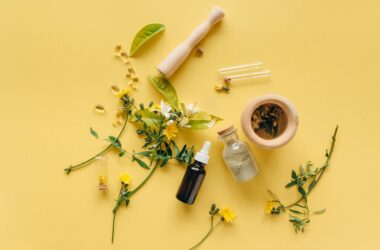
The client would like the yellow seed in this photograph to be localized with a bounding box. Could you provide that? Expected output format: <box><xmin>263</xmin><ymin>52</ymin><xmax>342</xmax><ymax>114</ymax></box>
<box><xmin>127</xmin><ymin>67</ymin><xmax>134</xmax><ymax>73</ymax></box>
<box><xmin>94</xmin><ymin>104</ymin><xmax>105</xmax><ymax>114</ymax></box>
<box><xmin>110</xmin><ymin>85</ymin><xmax>120</xmax><ymax>95</ymax></box>
<box><xmin>115</xmin><ymin>45</ymin><xmax>122</xmax><ymax>53</ymax></box>
<box><xmin>112</xmin><ymin>120</ymin><xmax>122</xmax><ymax>127</ymax></box>
<box><xmin>132</xmin><ymin>76</ymin><xmax>139</xmax><ymax>82</ymax></box>
<box><xmin>126</xmin><ymin>73</ymin><xmax>132</xmax><ymax>78</ymax></box>
<box><xmin>195</xmin><ymin>47</ymin><xmax>204</xmax><ymax>57</ymax></box>
<box><xmin>120</xmin><ymin>51</ymin><xmax>128</xmax><ymax>58</ymax></box>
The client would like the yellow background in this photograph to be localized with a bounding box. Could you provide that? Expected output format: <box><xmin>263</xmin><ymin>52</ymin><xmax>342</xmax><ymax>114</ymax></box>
<box><xmin>1</xmin><ymin>0</ymin><xmax>379</xmax><ymax>249</ymax></box>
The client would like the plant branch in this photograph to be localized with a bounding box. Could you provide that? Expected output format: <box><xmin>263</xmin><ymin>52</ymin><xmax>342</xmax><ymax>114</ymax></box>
<box><xmin>64</xmin><ymin>114</ymin><xmax>129</xmax><ymax>174</ymax></box>
<box><xmin>189</xmin><ymin>218</ymin><xmax>222</xmax><ymax>250</ymax></box>
<box><xmin>285</xmin><ymin>125</ymin><xmax>338</xmax><ymax>209</ymax></box>
<box><xmin>128</xmin><ymin>160</ymin><xmax>160</xmax><ymax>197</ymax></box>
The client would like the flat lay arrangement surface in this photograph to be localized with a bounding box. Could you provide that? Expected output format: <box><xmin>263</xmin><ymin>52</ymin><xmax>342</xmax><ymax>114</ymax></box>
<box><xmin>0</xmin><ymin>0</ymin><xmax>380</xmax><ymax>250</ymax></box>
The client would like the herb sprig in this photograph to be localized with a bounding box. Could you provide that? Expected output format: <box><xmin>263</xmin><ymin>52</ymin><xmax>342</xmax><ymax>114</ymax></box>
<box><xmin>189</xmin><ymin>203</ymin><xmax>236</xmax><ymax>250</ymax></box>
<box><xmin>64</xmin><ymin>95</ymin><xmax>135</xmax><ymax>174</ymax></box>
<box><xmin>266</xmin><ymin>126</ymin><xmax>338</xmax><ymax>232</ymax></box>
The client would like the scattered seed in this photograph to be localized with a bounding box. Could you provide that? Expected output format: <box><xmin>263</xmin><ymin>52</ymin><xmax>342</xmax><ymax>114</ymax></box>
<box><xmin>112</xmin><ymin>120</ymin><xmax>122</xmax><ymax>127</ymax></box>
<box><xmin>120</xmin><ymin>52</ymin><xmax>128</xmax><ymax>58</ymax></box>
<box><xmin>115</xmin><ymin>45</ymin><xmax>122</xmax><ymax>53</ymax></box>
<box><xmin>94</xmin><ymin>104</ymin><xmax>106</xmax><ymax>114</ymax></box>
<box><xmin>110</xmin><ymin>85</ymin><xmax>120</xmax><ymax>95</ymax></box>
<box><xmin>127</xmin><ymin>67</ymin><xmax>134</xmax><ymax>73</ymax></box>
<box><xmin>132</xmin><ymin>76</ymin><xmax>139</xmax><ymax>82</ymax></box>
<box><xmin>195</xmin><ymin>47</ymin><xmax>204</xmax><ymax>57</ymax></box>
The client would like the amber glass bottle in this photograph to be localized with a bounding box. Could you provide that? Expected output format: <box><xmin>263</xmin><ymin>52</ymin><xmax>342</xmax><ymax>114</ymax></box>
<box><xmin>176</xmin><ymin>141</ymin><xmax>211</xmax><ymax>205</ymax></box>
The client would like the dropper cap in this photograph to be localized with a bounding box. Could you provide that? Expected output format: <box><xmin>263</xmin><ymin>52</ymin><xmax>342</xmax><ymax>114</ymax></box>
<box><xmin>194</xmin><ymin>141</ymin><xmax>211</xmax><ymax>164</ymax></box>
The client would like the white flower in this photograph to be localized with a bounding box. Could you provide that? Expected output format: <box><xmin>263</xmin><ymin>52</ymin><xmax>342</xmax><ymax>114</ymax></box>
<box><xmin>178</xmin><ymin>117</ymin><xmax>191</xmax><ymax>128</ymax></box>
<box><xmin>166</xmin><ymin>119</ymin><xmax>175</xmax><ymax>126</ymax></box>
<box><xmin>186</xmin><ymin>103</ymin><xmax>199</xmax><ymax>117</ymax></box>
<box><xmin>160</xmin><ymin>100</ymin><xmax>172</xmax><ymax>120</ymax></box>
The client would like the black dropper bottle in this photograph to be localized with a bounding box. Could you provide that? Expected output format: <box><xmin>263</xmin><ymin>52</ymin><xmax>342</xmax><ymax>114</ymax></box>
<box><xmin>176</xmin><ymin>141</ymin><xmax>211</xmax><ymax>205</ymax></box>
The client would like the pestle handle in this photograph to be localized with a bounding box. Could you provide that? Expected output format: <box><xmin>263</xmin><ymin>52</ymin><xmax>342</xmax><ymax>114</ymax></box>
<box><xmin>157</xmin><ymin>6</ymin><xmax>225</xmax><ymax>78</ymax></box>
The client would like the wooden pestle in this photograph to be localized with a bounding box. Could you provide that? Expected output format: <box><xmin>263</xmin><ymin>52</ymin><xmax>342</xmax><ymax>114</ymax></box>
<box><xmin>157</xmin><ymin>6</ymin><xmax>225</xmax><ymax>78</ymax></box>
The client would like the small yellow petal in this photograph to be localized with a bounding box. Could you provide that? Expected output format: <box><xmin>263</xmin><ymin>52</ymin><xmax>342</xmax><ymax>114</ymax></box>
<box><xmin>218</xmin><ymin>206</ymin><xmax>236</xmax><ymax>223</ymax></box>
<box><xmin>264</xmin><ymin>201</ymin><xmax>279</xmax><ymax>215</ymax></box>
<box><xmin>116</xmin><ymin>89</ymin><xmax>130</xmax><ymax>99</ymax></box>
<box><xmin>120</xmin><ymin>173</ymin><xmax>132</xmax><ymax>185</ymax></box>
<box><xmin>163</xmin><ymin>123</ymin><xmax>178</xmax><ymax>141</ymax></box>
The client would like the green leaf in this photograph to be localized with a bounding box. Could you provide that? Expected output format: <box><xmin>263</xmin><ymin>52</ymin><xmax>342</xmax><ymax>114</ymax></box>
<box><xmin>160</xmin><ymin>156</ymin><xmax>169</xmax><ymax>167</ymax></box>
<box><xmin>186</xmin><ymin>112</ymin><xmax>222</xmax><ymax>130</ymax></box>
<box><xmin>148</xmin><ymin>75</ymin><xmax>178</xmax><ymax>109</ymax></box>
<box><xmin>129</xmin><ymin>23</ymin><xmax>165</xmax><ymax>57</ymax></box>
<box><xmin>90</xmin><ymin>127</ymin><xmax>99</xmax><ymax>139</ymax></box>
<box><xmin>308</xmin><ymin>179</ymin><xmax>317</xmax><ymax>192</ymax></box>
<box><xmin>298</xmin><ymin>186</ymin><xmax>307</xmax><ymax>197</ymax></box>
<box><xmin>313</xmin><ymin>208</ymin><xmax>326</xmax><ymax>215</ymax></box>
<box><xmin>300</xmin><ymin>166</ymin><xmax>305</xmax><ymax>176</ymax></box>
<box><xmin>285</xmin><ymin>181</ymin><xmax>297</xmax><ymax>189</ymax></box>
<box><xmin>135</xmin><ymin>151</ymin><xmax>152</xmax><ymax>157</ymax></box>
<box><xmin>132</xmin><ymin>156</ymin><xmax>149</xmax><ymax>169</ymax></box>
<box><xmin>267</xmin><ymin>190</ymin><xmax>280</xmax><ymax>201</ymax></box>
<box><xmin>306</xmin><ymin>163</ymin><xmax>312</xmax><ymax>174</ymax></box>
<box><xmin>211</xmin><ymin>204</ymin><xmax>216</xmax><ymax>212</ymax></box>
<box><xmin>106</xmin><ymin>136</ymin><xmax>122</xmax><ymax>149</ymax></box>
<box><xmin>291</xmin><ymin>170</ymin><xmax>297</xmax><ymax>180</ymax></box>
<box><xmin>295</xmin><ymin>204</ymin><xmax>307</xmax><ymax>209</ymax></box>
<box><xmin>119</xmin><ymin>149</ymin><xmax>126</xmax><ymax>157</ymax></box>
<box><xmin>132</xmin><ymin>110</ymin><xmax>161</xmax><ymax>127</ymax></box>
<box><xmin>289</xmin><ymin>209</ymin><xmax>303</xmax><ymax>214</ymax></box>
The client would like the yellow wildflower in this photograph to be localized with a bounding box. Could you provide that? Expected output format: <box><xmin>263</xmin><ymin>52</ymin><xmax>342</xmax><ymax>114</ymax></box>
<box><xmin>120</xmin><ymin>173</ymin><xmax>132</xmax><ymax>185</ymax></box>
<box><xmin>163</xmin><ymin>123</ymin><xmax>178</xmax><ymax>141</ymax></box>
<box><xmin>149</xmin><ymin>103</ymin><xmax>161</xmax><ymax>112</ymax></box>
<box><xmin>218</xmin><ymin>206</ymin><xmax>236</xmax><ymax>223</ymax></box>
<box><xmin>116</xmin><ymin>88</ymin><xmax>130</xmax><ymax>99</ymax></box>
<box><xmin>265</xmin><ymin>201</ymin><xmax>282</xmax><ymax>215</ymax></box>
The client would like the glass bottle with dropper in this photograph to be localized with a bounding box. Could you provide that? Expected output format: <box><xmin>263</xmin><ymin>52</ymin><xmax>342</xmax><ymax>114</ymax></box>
<box><xmin>176</xmin><ymin>141</ymin><xmax>211</xmax><ymax>205</ymax></box>
<box><xmin>217</xmin><ymin>126</ymin><xmax>259</xmax><ymax>181</ymax></box>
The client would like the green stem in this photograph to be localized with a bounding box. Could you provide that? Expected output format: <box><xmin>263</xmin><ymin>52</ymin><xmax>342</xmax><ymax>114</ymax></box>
<box><xmin>64</xmin><ymin>114</ymin><xmax>129</xmax><ymax>174</ymax></box>
<box><xmin>285</xmin><ymin>126</ymin><xmax>338</xmax><ymax>209</ymax></box>
<box><xmin>128</xmin><ymin>160</ymin><xmax>160</xmax><ymax>197</ymax></box>
<box><xmin>111</xmin><ymin>211</ymin><xmax>117</xmax><ymax>243</ymax></box>
<box><xmin>189</xmin><ymin>218</ymin><xmax>222</xmax><ymax>250</ymax></box>
<box><xmin>111</xmin><ymin>161</ymin><xmax>159</xmax><ymax>243</ymax></box>
<box><xmin>111</xmin><ymin>186</ymin><xmax>124</xmax><ymax>243</ymax></box>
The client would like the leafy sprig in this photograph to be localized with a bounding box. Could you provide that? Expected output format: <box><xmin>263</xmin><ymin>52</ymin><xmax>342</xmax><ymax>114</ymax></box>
<box><xmin>64</xmin><ymin>95</ymin><xmax>135</xmax><ymax>174</ymax></box>
<box><xmin>266</xmin><ymin>126</ymin><xmax>338</xmax><ymax>233</ymax></box>
<box><xmin>189</xmin><ymin>204</ymin><xmax>236</xmax><ymax>250</ymax></box>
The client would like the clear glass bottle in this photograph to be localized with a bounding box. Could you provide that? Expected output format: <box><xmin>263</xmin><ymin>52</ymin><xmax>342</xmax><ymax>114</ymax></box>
<box><xmin>95</xmin><ymin>156</ymin><xmax>108</xmax><ymax>191</ymax></box>
<box><xmin>218</xmin><ymin>126</ymin><xmax>259</xmax><ymax>181</ymax></box>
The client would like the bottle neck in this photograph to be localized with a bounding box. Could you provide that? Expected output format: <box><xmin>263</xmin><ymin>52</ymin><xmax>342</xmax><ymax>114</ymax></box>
<box><xmin>219</xmin><ymin>132</ymin><xmax>239</xmax><ymax>146</ymax></box>
<box><xmin>191</xmin><ymin>160</ymin><xmax>206</xmax><ymax>169</ymax></box>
